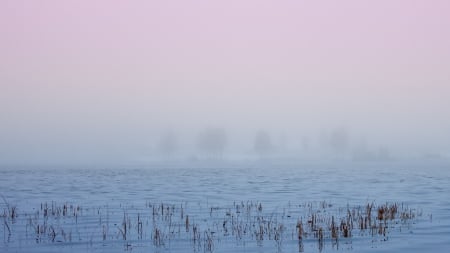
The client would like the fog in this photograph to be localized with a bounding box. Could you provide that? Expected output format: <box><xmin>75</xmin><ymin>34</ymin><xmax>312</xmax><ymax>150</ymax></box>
<box><xmin>1</xmin><ymin>85</ymin><xmax>449</xmax><ymax>167</ymax></box>
<box><xmin>1</xmin><ymin>1</ymin><xmax>450</xmax><ymax>167</ymax></box>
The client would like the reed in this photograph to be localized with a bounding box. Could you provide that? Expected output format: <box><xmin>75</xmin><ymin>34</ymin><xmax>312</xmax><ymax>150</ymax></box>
<box><xmin>0</xmin><ymin>199</ymin><xmax>421</xmax><ymax>252</ymax></box>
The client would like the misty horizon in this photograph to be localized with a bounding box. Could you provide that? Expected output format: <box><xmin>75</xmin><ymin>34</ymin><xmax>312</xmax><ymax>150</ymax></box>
<box><xmin>1</xmin><ymin>0</ymin><xmax>450</xmax><ymax>166</ymax></box>
<box><xmin>0</xmin><ymin>125</ymin><xmax>448</xmax><ymax>166</ymax></box>
<box><xmin>1</xmin><ymin>2</ymin><xmax>450</xmax><ymax>253</ymax></box>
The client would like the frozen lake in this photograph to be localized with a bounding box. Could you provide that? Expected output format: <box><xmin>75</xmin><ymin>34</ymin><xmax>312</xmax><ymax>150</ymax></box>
<box><xmin>1</xmin><ymin>161</ymin><xmax>449</xmax><ymax>252</ymax></box>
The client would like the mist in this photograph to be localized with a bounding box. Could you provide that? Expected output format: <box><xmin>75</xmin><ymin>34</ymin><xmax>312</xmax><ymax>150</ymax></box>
<box><xmin>1</xmin><ymin>0</ymin><xmax>450</xmax><ymax>167</ymax></box>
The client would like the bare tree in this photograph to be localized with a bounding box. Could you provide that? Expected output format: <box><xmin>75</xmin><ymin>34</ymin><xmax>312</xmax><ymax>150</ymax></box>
<box><xmin>157</xmin><ymin>131</ymin><xmax>178</xmax><ymax>158</ymax></box>
<box><xmin>253</xmin><ymin>130</ymin><xmax>274</xmax><ymax>158</ymax></box>
<box><xmin>301</xmin><ymin>136</ymin><xmax>310</xmax><ymax>152</ymax></box>
<box><xmin>329</xmin><ymin>127</ymin><xmax>349</xmax><ymax>155</ymax></box>
<box><xmin>196</xmin><ymin>127</ymin><xmax>227</xmax><ymax>159</ymax></box>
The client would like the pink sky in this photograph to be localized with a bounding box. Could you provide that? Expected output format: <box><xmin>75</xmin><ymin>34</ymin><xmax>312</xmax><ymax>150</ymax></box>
<box><xmin>1</xmin><ymin>0</ymin><xmax>450</xmax><ymax>163</ymax></box>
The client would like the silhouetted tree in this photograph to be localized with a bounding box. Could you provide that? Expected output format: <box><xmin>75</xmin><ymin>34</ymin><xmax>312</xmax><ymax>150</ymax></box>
<box><xmin>157</xmin><ymin>131</ymin><xmax>178</xmax><ymax>158</ymax></box>
<box><xmin>196</xmin><ymin>127</ymin><xmax>227</xmax><ymax>158</ymax></box>
<box><xmin>301</xmin><ymin>136</ymin><xmax>310</xmax><ymax>152</ymax></box>
<box><xmin>329</xmin><ymin>127</ymin><xmax>349</xmax><ymax>155</ymax></box>
<box><xmin>254</xmin><ymin>130</ymin><xmax>273</xmax><ymax>158</ymax></box>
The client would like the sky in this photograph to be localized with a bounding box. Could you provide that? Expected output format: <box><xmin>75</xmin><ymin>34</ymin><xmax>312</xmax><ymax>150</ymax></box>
<box><xmin>1</xmin><ymin>0</ymin><xmax>450</xmax><ymax>165</ymax></box>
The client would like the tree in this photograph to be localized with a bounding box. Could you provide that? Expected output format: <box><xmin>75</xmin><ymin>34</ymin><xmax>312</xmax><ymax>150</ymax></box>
<box><xmin>329</xmin><ymin>127</ymin><xmax>349</xmax><ymax>155</ymax></box>
<box><xmin>157</xmin><ymin>131</ymin><xmax>178</xmax><ymax>158</ymax></box>
<box><xmin>196</xmin><ymin>127</ymin><xmax>227</xmax><ymax>158</ymax></box>
<box><xmin>253</xmin><ymin>130</ymin><xmax>273</xmax><ymax>158</ymax></box>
